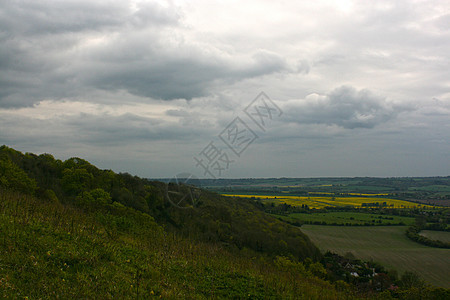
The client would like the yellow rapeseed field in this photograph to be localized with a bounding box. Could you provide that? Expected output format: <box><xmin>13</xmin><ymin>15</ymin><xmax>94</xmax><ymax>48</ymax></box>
<box><xmin>224</xmin><ymin>194</ymin><xmax>435</xmax><ymax>209</ymax></box>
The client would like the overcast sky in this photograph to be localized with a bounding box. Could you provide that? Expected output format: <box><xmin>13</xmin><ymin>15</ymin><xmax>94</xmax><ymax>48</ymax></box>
<box><xmin>1</xmin><ymin>0</ymin><xmax>449</xmax><ymax>178</ymax></box>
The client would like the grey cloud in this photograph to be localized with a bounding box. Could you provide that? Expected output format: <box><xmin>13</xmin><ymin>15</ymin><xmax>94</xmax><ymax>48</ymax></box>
<box><xmin>65</xmin><ymin>113</ymin><xmax>213</xmax><ymax>145</ymax></box>
<box><xmin>283</xmin><ymin>86</ymin><xmax>404</xmax><ymax>129</ymax></box>
<box><xmin>0</xmin><ymin>111</ymin><xmax>214</xmax><ymax>149</ymax></box>
<box><xmin>238</xmin><ymin>50</ymin><xmax>288</xmax><ymax>78</ymax></box>
<box><xmin>131</xmin><ymin>2</ymin><xmax>180</xmax><ymax>27</ymax></box>
<box><xmin>84</xmin><ymin>46</ymin><xmax>288</xmax><ymax>100</ymax></box>
<box><xmin>1</xmin><ymin>0</ymin><xmax>449</xmax><ymax>178</ymax></box>
<box><xmin>165</xmin><ymin>109</ymin><xmax>190</xmax><ymax>117</ymax></box>
<box><xmin>87</xmin><ymin>56</ymin><xmax>226</xmax><ymax>100</ymax></box>
<box><xmin>416</xmin><ymin>98</ymin><xmax>450</xmax><ymax>117</ymax></box>
<box><xmin>0</xmin><ymin>1</ymin><xmax>128</xmax><ymax>36</ymax></box>
<box><xmin>296</xmin><ymin>60</ymin><xmax>310</xmax><ymax>74</ymax></box>
<box><xmin>0</xmin><ymin>2</ymin><xmax>289</xmax><ymax>107</ymax></box>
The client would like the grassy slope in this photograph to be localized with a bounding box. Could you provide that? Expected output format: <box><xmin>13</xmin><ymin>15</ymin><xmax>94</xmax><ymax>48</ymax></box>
<box><xmin>300</xmin><ymin>225</ymin><xmax>450</xmax><ymax>288</ymax></box>
<box><xmin>0</xmin><ymin>190</ymin><xmax>355</xmax><ymax>299</ymax></box>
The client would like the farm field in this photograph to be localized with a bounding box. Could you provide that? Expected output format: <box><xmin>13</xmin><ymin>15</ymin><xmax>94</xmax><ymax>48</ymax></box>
<box><xmin>225</xmin><ymin>194</ymin><xmax>434</xmax><ymax>209</ymax></box>
<box><xmin>274</xmin><ymin>212</ymin><xmax>415</xmax><ymax>226</ymax></box>
<box><xmin>202</xmin><ymin>177</ymin><xmax>450</xmax><ymax>207</ymax></box>
<box><xmin>419</xmin><ymin>230</ymin><xmax>450</xmax><ymax>243</ymax></box>
<box><xmin>300</xmin><ymin>225</ymin><xmax>450</xmax><ymax>288</ymax></box>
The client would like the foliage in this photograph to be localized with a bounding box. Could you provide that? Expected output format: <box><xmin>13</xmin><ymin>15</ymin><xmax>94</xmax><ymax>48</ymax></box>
<box><xmin>0</xmin><ymin>189</ymin><xmax>357</xmax><ymax>299</ymax></box>
<box><xmin>0</xmin><ymin>146</ymin><xmax>322</xmax><ymax>261</ymax></box>
<box><xmin>76</xmin><ymin>188</ymin><xmax>112</xmax><ymax>210</ymax></box>
<box><xmin>0</xmin><ymin>154</ymin><xmax>36</xmax><ymax>194</ymax></box>
<box><xmin>405</xmin><ymin>224</ymin><xmax>450</xmax><ymax>249</ymax></box>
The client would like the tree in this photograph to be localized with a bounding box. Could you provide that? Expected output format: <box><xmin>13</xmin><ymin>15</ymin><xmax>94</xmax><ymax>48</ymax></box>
<box><xmin>76</xmin><ymin>188</ymin><xmax>111</xmax><ymax>209</ymax></box>
<box><xmin>61</xmin><ymin>168</ymin><xmax>93</xmax><ymax>195</ymax></box>
<box><xmin>0</xmin><ymin>157</ymin><xmax>36</xmax><ymax>194</ymax></box>
<box><xmin>399</xmin><ymin>271</ymin><xmax>424</xmax><ymax>289</ymax></box>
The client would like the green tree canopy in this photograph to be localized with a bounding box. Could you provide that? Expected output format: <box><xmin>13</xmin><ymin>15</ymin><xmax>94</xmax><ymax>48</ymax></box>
<box><xmin>0</xmin><ymin>156</ymin><xmax>36</xmax><ymax>194</ymax></box>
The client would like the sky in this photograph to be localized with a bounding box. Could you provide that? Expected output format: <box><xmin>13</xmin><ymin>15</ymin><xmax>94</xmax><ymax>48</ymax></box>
<box><xmin>0</xmin><ymin>0</ymin><xmax>449</xmax><ymax>179</ymax></box>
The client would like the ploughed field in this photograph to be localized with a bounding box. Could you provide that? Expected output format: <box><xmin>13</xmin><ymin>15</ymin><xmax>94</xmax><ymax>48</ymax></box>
<box><xmin>300</xmin><ymin>225</ymin><xmax>450</xmax><ymax>288</ymax></box>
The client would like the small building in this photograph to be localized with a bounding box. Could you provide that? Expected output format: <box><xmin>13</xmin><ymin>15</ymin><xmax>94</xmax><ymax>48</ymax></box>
<box><xmin>350</xmin><ymin>272</ymin><xmax>359</xmax><ymax>277</ymax></box>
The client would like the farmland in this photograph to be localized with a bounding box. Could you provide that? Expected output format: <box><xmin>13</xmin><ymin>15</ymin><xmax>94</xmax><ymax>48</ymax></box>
<box><xmin>201</xmin><ymin>177</ymin><xmax>450</xmax><ymax>207</ymax></box>
<box><xmin>419</xmin><ymin>230</ymin><xmax>450</xmax><ymax>243</ymax></box>
<box><xmin>273</xmin><ymin>212</ymin><xmax>415</xmax><ymax>226</ymax></box>
<box><xmin>224</xmin><ymin>194</ymin><xmax>435</xmax><ymax>209</ymax></box>
<box><xmin>300</xmin><ymin>225</ymin><xmax>450</xmax><ymax>288</ymax></box>
<box><xmin>217</xmin><ymin>179</ymin><xmax>450</xmax><ymax>291</ymax></box>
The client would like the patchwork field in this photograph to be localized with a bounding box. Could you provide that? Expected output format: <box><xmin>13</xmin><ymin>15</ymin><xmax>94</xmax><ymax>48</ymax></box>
<box><xmin>225</xmin><ymin>194</ymin><xmax>435</xmax><ymax>209</ymax></box>
<box><xmin>274</xmin><ymin>212</ymin><xmax>415</xmax><ymax>226</ymax></box>
<box><xmin>300</xmin><ymin>225</ymin><xmax>450</xmax><ymax>288</ymax></box>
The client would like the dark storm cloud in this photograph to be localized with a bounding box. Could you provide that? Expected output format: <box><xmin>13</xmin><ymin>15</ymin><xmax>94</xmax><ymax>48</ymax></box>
<box><xmin>0</xmin><ymin>1</ymin><xmax>288</xmax><ymax>107</ymax></box>
<box><xmin>0</xmin><ymin>0</ymin><xmax>129</xmax><ymax>107</ymax></box>
<box><xmin>283</xmin><ymin>86</ymin><xmax>405</xmax><ymax>129</ymax></box>
<box><xmin>86</xmin><ymin>49</ymin><xmax>287</xmax><ymax>100</ymax></box>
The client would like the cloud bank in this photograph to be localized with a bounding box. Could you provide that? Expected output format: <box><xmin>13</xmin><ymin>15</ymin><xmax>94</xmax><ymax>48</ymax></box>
<box><xmin>0</xmin><ymin>0</ymin><xmax>449</xmax><ymax>177</ymax></box>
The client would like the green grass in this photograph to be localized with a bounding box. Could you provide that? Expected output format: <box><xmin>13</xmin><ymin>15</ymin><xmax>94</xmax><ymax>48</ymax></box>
<box><xmin>419</xmin><ymin>230</ymin><xmax>450</xmax><ymax>243</ymax></box>
<box><xmin>408</xmin><ymin>185</ymin><xmax>450</xmax><ymax>192</ymax></box>
<box><xmin>279</xmin><ymin>212</ymin><xmax>415</xmax><ymax>226</ymax></box>
<box><xmin>300</xmin><ymin>225</ymin><xmax>450</xmax><ymax>288</ymax></box>
<box><xmin>0</xmin><ymin>190</ymin><xmax>356</xmax><ymax>299</ymax></box>
<box><xmin>345</xmin><ymin>185</ymin><xmax>395</xmax><ymax>192</ymax></box>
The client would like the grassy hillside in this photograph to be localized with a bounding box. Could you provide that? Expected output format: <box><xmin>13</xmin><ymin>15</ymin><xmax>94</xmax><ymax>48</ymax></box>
<box><xmin>0</xmin><ymin>190</ymin><xmax>351</xmax><ymax>299</ymax></box>
<box><xmin>300</xmin><ymin>225</ymin><xmax>450</xmax><ymax>288</ymax></box>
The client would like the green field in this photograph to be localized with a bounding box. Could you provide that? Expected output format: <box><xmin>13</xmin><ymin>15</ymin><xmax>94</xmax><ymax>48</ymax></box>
<box><xmin>277</xmin><ymin>212</ymin><xmax>415</xmax><ymax>226</ymax></box>
<box><xmin>300</xmin><ymin>225</ymin><xmax>450</xmax><ymax>288</ymax></box>
<box><xmin>419</xmin><ymin>230</ymin><xmax>450</xmax><ymax>243</ymax></box>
